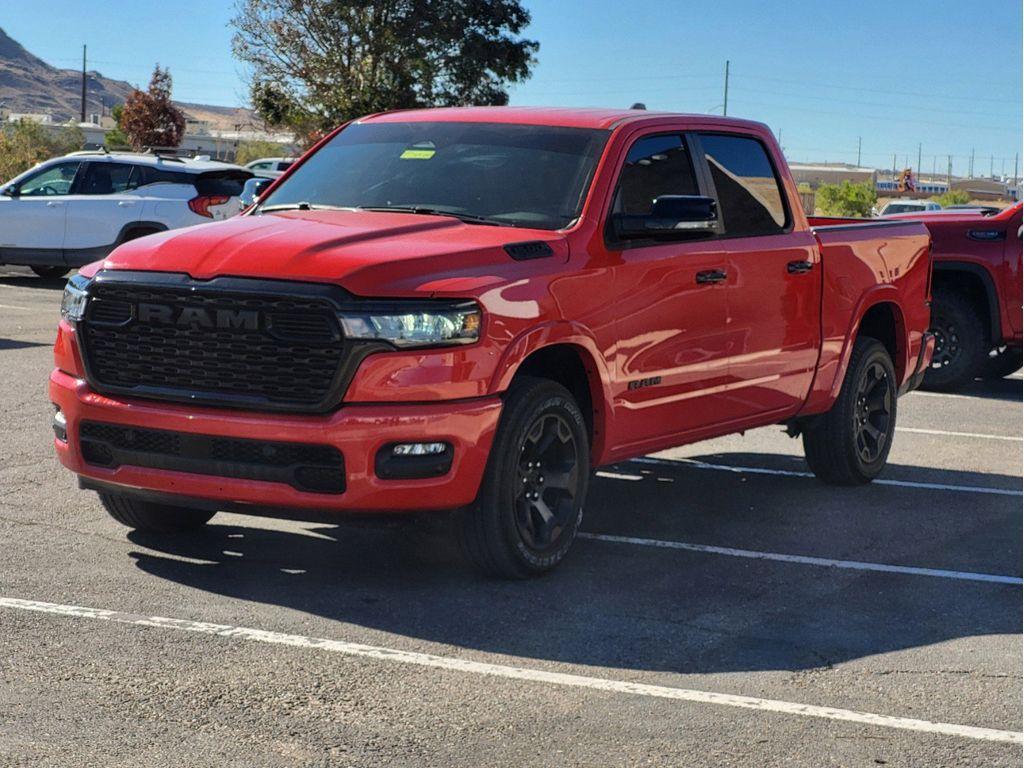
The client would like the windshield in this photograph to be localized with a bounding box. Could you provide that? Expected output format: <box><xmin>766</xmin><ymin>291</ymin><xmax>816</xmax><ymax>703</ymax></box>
<box><xmin>884</xmin><ymin>203</ymin><xmax>925</xmax><ymax>214</ymax></box>
<box><xmin>257</xmin><ymin>121</ymin><xmax>608</xmax><ymax>230</ymax></box>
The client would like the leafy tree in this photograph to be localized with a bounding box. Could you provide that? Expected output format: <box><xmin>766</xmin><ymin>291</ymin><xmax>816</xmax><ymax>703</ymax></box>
<box><xmin>120</xmin><ymin>65</ymin><xmax>186</xmax><ymax>149</ymax></box>
<box><xmin>234</xmin><ymin>139</ymin><xmax>289</xmax><ymax>165</ymax></box>
<box><xmin>104</xmin><ymin>104</ymin><xmax>130</xmax><ymax>149</ymax></box>
<box><xmin>934</xmin><ymin>189</ymin><xmax>971</xmax><ymax>208</ymax></box>
<box><xmin>0</xmin><ymin>121</ymin><xmax>84</xmax><ymax>183</ymax></box>
<box><xmin>816</xmin><ymin>180</ymin><xmax>877</xmax><ymax>217</ymax></box>
<box><xmin>232</xmin><ymin>0</ymin><xmax>538</xmax><ymax>139</ymax></box>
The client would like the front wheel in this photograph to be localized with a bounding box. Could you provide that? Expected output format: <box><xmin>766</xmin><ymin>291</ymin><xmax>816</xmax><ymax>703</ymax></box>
<box><xmin>460</xmin><ymin>377</ymin><xmax>590</xmax><ymax>579</ymax></box>
<box><xmin>803</xmin><ymin>338</ymin><xmax>897</xmax><ymax>485</ymax></box>
<box><xmin>99</xmin><ymin>492</ymin><xmax>216</xmax><ymax>532</ymax></box>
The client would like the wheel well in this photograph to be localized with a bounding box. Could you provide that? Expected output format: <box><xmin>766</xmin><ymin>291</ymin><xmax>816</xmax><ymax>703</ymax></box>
<box><xmin>119</xmin><ymin>222</ymin><xmax>167</xmax><ymax>244</ymax></box>
<box><xmin>512</xmin><ymin>344</ymin><xmax>601</xmax><ymax>449</ymax></box>
<box><xmin>857</xmin><ymin>302</ymin><xmax>905</xmax><ymax>379</ymax></box>
<box><xmin>932</xmin><ymin>268</ymin><xmax>996</xmax><ymax>345</ymax></box>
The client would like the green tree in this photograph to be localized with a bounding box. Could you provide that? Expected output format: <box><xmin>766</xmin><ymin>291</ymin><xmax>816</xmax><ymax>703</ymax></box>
<box><xmin>0</xmin><ymin>121</ymin><xmax>84</xmax><ymax>183</ymax></box>
<box><xmin>816</xmin><ymin>181</ymin><xmax>877</xmax><ymax>217</ymax></box>
<box><xmin>234</xmin><ymin>139</ymin><xmax>289</xmax><ymax>165</ymax></box>
<box><xmin>104</xmin><ymin>104</ymin><xmax>130</xmax><ymax>149</ymax></box>
<box><xmin>120</xmin><ymin>65</ymin><xmax>186</xmax><ymax>149</ymax></box>
<box><xmin>232</xmin><ymin>0</ymin><xmax>538</xmax><ymax>141</ymax></box>
<box><xmin>934</xmin><ymin>189</ymin><xmax>971</xmax><ymax>208</ymax></box>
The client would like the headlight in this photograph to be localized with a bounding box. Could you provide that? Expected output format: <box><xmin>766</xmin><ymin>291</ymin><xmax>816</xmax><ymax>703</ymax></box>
<box><xmin>60</xmin><ymin>274</ymin><xmax>91</xmax><ymax>322</ymax></box>
<box><xmin>338</xmin><ymin>301</ymin><xmax>481</xmax><ymax>348</ymax></box>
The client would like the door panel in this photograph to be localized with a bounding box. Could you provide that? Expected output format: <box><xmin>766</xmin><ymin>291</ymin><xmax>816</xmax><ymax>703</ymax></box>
<box><xmin>695</xmin><ymin>132</ymin><xmax>821</xmax><ymax>418</ymax></box>
<box><xmin>0</xmin><ymin>161</ymin><xmax>80</xmax><ymax>255</ymax></box>
<box><xmin>607</xmin><ymin>132</ymin><xmax>733</xmax><ymax>448</ymax></box>
<box><xmin>64</xmin><ymin>162</ymin><xmax>143</xmax><ymax>251</ymax></box>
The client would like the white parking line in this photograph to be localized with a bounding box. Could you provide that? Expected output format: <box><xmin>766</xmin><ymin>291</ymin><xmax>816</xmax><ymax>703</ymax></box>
<box><xmin>578</xmin><ymin>532</ymin><xmax>1022</xmax><ymax>585</ymax></box>
<box><xmin>911</xmin><ymin>390</ymin><xmax>1021</xmax><ymax>402</ymax></box>
<box><xmin>0</xmin><ymin>303</ymin><xmax>30</xmax><ymax>311</ymax></box>
<box><xmin>631</xmin><ymin>457</ymin><xmax>1023</xmax><ymax>497</ymax></box>
<box><xmin>1</xmin><ymin>596</ymin><xmax>1020</xmax><ymax>745</ymax></box>
<box><xmin>897</xmin><ymin>427</ymin><xmax>1022</xmax><ymax>442</ymax></box>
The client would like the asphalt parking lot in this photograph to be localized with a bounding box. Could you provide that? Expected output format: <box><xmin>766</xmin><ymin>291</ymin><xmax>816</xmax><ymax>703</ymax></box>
<box><xmin>0</xmin><ymin>266</ymin><xmax>1021</xmax><ymax>767</ymax></box>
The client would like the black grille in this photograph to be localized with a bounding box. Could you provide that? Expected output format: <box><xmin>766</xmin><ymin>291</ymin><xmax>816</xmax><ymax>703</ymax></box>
<box><xmin>78</xmin><ymin>276</ymin><xmax>350</xmax><ymax>412</ymax></box>
<box><xmin>79</xmin><ymin>421</ymin><xmax>345</xmax><ymax>494</ymax></box>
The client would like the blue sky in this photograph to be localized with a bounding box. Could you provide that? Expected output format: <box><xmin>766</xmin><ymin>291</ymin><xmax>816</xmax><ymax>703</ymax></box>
<box><xmin>3</xmin><ymin>0</ymin><xmax>1020</xmax><ymax>176</ymax></box>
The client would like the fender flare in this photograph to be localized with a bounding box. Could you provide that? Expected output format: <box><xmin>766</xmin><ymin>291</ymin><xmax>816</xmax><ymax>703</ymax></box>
<box><xmin>828</xmin><ymin>288</ymin><xmax>908</xmax><ymax>402</ymax></box>
<box><xmin>115</xmin><ymin>220</ymin><xmax>169</xmax><ymax>245</ymax></box>
<box><xmin>932</xmin><ymin>261</ymin><xmax>1001</xmax><ymax>343</ymax></box>
<box><xmin>490</xmin><ymin>321</ymin><xmax>615</xmax><ymax>462</ymax></box>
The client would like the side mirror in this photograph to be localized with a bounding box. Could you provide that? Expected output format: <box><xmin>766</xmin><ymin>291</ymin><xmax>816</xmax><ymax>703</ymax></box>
<box><xmin>240</xmin><ymin>177</ymin><xmax>272</xmax><ymax>208</ymax></box>
<box><xmin>612</xmin><ymin>195</ymin><xmax>717</xmax><ymax>240</ymax></box>
<box><xmin>2</xmin><ymin>185</ymin><xmax>18</xmax><ymax>198</ymax></box>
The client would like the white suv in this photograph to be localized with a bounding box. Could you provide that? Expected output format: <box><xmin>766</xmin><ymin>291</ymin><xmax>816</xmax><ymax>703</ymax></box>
<box><xmin>0</xmin><ymin>151</ymin><xmax>253</xmax><ymax>278</ymax></box>
<box><xmin>244</xmin><ymin>157</ymin><xmax>296</xmax><ymax>178</ymax></box>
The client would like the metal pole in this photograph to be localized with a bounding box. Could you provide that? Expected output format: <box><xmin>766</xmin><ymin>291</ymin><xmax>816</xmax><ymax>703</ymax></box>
<box><xmin>892</xmin><ymin>154</ymin><xmax>897</xmax><ymax>180</ymax></box>
<box><xmin>969</xmin><ymin>148</ymin><xmax>975</xmax><ymax>178</ymax></box>
<box><xmin>990</xmin><ymin>155</ymin><xmax>994</xmax><ymax>178</ymax></box>
<box><xmin>857</xmin><ymin>136</ymin><xmax>861</xmax><ymax>166</ymax></box>
<box><xmin>723</xmin><ymin>60</ymin><xmax>729</xmax><ymax>116</ymax></box>
<box><xmin>80</xmin><ymin>45</ymin><xmax>86</xmax><ymax>124</ymax></box>
<box><xmin>917</xmin><ymin>143</ymin><xmax>922</xmax><ymax>177</ymax></box>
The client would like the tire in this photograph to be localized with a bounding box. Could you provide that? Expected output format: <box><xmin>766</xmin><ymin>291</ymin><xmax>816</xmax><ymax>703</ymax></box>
<box><xmin>983</xmin><ymin>347</ymin><xmax>1023</xmax><ymax>380</ymax></box>
<box><xmin>803</xmin><ymin>337</ymin><xmax>897</xmax><ymax>485</ymax></box>
<box><xmin>99</xmin><ymin>492</ymin><xmax>215</xmax><ymax>532</ymax></box>
<box><xmin>923</xmin><ymin>287</ymin><xmax>987</xmax><ymax>390</ymax></box>
<box><xmin>460</xmin><ymin>376</ymin><xmax>590</xmax><ymax>579</ymax></box>
<box><xmin>30</xmin><ymin>266</ymin><xmax>69</xmax><ymax>279</ymax></box>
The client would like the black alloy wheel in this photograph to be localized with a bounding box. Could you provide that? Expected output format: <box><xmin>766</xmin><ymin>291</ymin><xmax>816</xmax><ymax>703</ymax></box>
<box><xmin>515</xmin><ymin>412</ymin><xmax>581</xmax><ymax>555</ymax></box>
<box><xmin>852</xmin><ymin>360</ymin><xmax>893</xmax><ymax>465</ymax></box>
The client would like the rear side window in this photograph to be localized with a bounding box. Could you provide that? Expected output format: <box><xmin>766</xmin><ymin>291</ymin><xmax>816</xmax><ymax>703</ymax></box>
<box><xmin>699</xmin><ymin>134</ymin><xmax>787</xmax><ymax>237</ymax></box>
<box><xmin>136</xmin><ymin>166</ymin><xmax>195</xmax><ymax>188</ymax></box>
<box><xmin>79</xmin><ymin>162</ymin><xmax>137</xmax><ymax>195</ymax></box>
<box><xmin>195</xmin><ymin>171</ymin><xmax>250</xmax><ymax>197</ymax></box>
<box><xmin>615</xmin><ymin>134</ymin><xmax>699</xmax><ymax>215</ymax></box>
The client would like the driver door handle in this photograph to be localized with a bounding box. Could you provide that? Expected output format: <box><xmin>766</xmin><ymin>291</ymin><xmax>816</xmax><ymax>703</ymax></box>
<box><xmin>117</xmin><ymin>201</ymin><xmax>136</xmax><ymax>207</ymax></box>
<box><xmin>696</xmin><ymin>269</ymin><xmax>728</xmax><ymax>285</ymax></box>
<box><xmin>46</xmin><ymin>201</ymin><xmax>64</xmax><ymax>207</ymax></box>
<box><xmin>787</xmin><ymin>260</ymin><xmax>814</xmax><ymax>274</ymax></box>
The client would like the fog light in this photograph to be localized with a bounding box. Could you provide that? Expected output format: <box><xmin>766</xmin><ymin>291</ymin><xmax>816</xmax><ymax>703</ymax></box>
<box><xmin>52</xmin><ymin>407</ymin><xmax>67</xmax><ymax>442</ymax></box>
<box><xmin>376</xmin><ymin>442</ymin><xmax>453</xmax><ymax>480</ymax></box>
<box><xmin>392</xmin><ymin>442</ymin><xmax>448</xmax><ymax>457</ymax></box>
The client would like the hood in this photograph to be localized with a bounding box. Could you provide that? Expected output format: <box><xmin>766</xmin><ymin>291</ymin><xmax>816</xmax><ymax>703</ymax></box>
<box><xmin>101</xmin><ymin>210</ymin><xmax>569</xmax><ymax>296</ymax></box>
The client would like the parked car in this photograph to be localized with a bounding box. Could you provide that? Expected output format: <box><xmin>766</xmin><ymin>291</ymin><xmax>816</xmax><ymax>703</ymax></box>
<box><xmin>50</xmin><ymin>108</ymin><xmax>933</xmax><ymax>577</ymax></box>
<box><xmin>0</xmin><ymin>151</ymin><xmax>253</xmax><ymax>278</ymax></box>
<box><xmin>886</xmin><ymin>203</ymin><xmax>1022</xmax><ymax>387</ymax></box>
<box><xmin>877</xmin><ymin>199</ymin><xmax>942</xmax><ymax>216</ymax></box>
<box><xmin>244</xmin><ymin>157</ymin><xmax>296</xmax><ymax>178</ymax></box>
<box><xmin>238</xmin><ymin>176</ymin><xmax>273</xmax><ymax>209</ymax></box>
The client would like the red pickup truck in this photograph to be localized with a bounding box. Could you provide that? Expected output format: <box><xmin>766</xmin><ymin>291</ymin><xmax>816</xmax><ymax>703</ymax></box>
<box><xmin>50</xmin><ymin>108</ymin><xmax>933</xmax><ymax>578</ymax></box>
<box><xmin>886</xmin><ymin>203</ymin><xmax>1022</xmax><ymax>388</ymax></box>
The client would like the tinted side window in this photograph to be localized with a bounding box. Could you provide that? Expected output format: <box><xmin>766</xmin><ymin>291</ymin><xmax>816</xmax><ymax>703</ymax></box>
<box><xmin>699</xmin><ymin>134</ymin><xmax>787</xmax><ymax>237</ymax></box>
<box><xmin>136</xmin><ymin>167</ymin><xmax>195</xmax><ymax>187</ymax></box>
<box><xmin>615</xmin><ymin>135</ymin><xmax>699</xmax><ymax>215</ymax></box>
<box><xmin>79</xmin><ymin>163</ymin><xmax>137</xmax><ymax>195</ymax></box>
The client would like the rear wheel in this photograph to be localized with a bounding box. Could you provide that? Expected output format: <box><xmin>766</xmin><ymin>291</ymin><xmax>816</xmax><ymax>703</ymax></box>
<box><xmin>803</xmin><ymin>337</ymin><xmax>897</xmax><ymax>485</ymax></box>
<box><xmin>983</xmin><ymin>347</ymin><xmax>1023</xmax><ymax>380</ymax></box>
<box><xmin>923</xmin><ymin>287</ymin><xmax>987</xmax><ymax>390</ymax></box>
<box><xmin>460</xmin><ymin>377</ymin><xmax>589</xmax><ymax>579</ymax></box>
<box><xmin>99</xmin><ymin>492</ymin><xmax>215</xmax><ymax>532</ymax></box>
<box><xmin>30</xmin><ymin>266</ymin><xmax>69</xmax><ymax>279</ymax></box>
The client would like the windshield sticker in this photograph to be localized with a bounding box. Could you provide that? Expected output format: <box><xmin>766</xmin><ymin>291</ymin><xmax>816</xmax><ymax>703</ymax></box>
<box><xmin>400</xmin><ymin>143</ymin><xmax>436</xmax><ymax>160</ymax></box>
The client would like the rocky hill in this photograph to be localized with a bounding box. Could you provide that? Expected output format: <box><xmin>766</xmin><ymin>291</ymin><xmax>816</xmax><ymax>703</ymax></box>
<box><xmin>0</xmin><ymin>27</ymin><xmax>254</xmax><ymax>130</ymax></box>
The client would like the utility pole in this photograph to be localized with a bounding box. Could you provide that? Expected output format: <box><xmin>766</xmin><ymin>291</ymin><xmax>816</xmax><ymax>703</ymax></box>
<box><xmin>932</xmin><ymin>155</ymin><xmax>936</xmax><ymax>177</ymax></box>
<box><xmin>80</xmin><ymin>44</ymin><xmax>87</xmax><ymax>124</ymax></box>
<box><xmin>989</xmin><ymin>155</ymin><xmax>994</xmax><ymax>178</ymax></box>
<box><xmin>946</xmin><ymin>155</ymin><xmax>952</xmax><ymax>187</ymax></box>
<box><xmin>857</xmin><ymin>136</ymin><xmax>862</xmax><ymax>166</ymax></box>
<box><xmin>892</xmin><ymin>154</ymin><xmax>897</xmax><ymax>180</ymax></box>
<box><xmin>1014</xmin><ymin>153</ymin><xmax>1019</xmax><ymax>188</ymax></box>
<box><xmin>917</xmin><ymin>143</ymin><xmax>922</xmax><ymax>177</ymax></box>
<box><xmin>969</xmin><ymin>148</ymin><xmax>975</xmax><ymax>178</ymax></box>
<box><xmin>777</xmin><ymin>127</ymin><xmax>783</xmax><ymax>152</ymax></box>
<box><xmin>723</xmin><ymin>60</ymin><xmax>730</xmax><ymax>116</ymax></box>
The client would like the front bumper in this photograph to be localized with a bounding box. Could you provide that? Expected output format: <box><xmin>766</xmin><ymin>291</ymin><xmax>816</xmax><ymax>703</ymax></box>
<box><xmin>51</xmin><ymin>368</ymin><xmax>501</xmax><ymax>514</ymax></box>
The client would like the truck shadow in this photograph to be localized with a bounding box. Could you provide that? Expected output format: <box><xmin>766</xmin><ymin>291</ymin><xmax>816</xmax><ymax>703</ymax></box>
<box><xmin>125</xmin><ymin>455</ymin><xmax>1022</xmax><ymax>676</ymax></box>
<box><xmin>930</xmin><ymin>376</ymin><xmax>1023</xmax><ymax>402</ymax></box>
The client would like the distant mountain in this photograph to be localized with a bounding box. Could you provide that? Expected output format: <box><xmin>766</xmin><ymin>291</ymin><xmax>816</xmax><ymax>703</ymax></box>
<box><xmin>0</xmin><ymin>27</ymin><xmax>255</xmax><ymax>130</ymax></box>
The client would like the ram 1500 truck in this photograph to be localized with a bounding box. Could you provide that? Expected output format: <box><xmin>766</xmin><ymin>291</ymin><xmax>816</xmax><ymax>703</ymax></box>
<box><xmin>886</xmin><ymin>203</ymin><xmax>1022</xmax><ymax>388</ymax></box>
<box><xmin>51</xmin><ymin>108</ymin><xmax>934</xmax><ymax>578</ymax></box>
